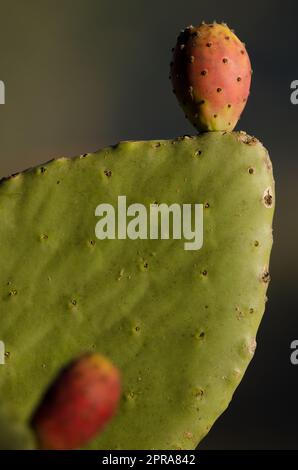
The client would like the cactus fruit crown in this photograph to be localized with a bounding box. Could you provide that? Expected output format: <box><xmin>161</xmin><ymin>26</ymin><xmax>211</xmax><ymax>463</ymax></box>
<box><xmin>170</xmin><ymin>22</ymin><xmax>252</xmax><ymax>132</ymax></box>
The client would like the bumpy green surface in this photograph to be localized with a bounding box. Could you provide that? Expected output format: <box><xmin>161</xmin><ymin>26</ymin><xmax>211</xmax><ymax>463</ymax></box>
<box><xmin>0</xmin><ymin>131</ymin><xmax>274</xmax><ymax>449</ymax></box>
<box><xmin>0</xmin><ymin>408</ymin><xmax>35</xmax><ymax>450</ymax></box>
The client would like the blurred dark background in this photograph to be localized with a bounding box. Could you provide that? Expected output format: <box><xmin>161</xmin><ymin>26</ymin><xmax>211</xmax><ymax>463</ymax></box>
<box><xmin>0</xmin><ymin>0</ymin><xmax>297</xmax><ymax>449</ymax></box>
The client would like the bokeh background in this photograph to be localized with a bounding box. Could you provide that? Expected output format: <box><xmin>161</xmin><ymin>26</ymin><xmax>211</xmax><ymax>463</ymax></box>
<box><xmin>0</xmin><ymin>0</ymin><xmax>297</xmax><ymax>449</ymax></box>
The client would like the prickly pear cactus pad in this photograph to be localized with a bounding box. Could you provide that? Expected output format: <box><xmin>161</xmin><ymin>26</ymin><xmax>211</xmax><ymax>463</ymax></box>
<box><xmin>0</xmin><ymin>408</ymin><xmax>35</xmax><ymax>450</ymax></box>
<box><xmin>0</xmin><ymin>131</ymin><xmax>274</xmax><ymax>449</ymax></box>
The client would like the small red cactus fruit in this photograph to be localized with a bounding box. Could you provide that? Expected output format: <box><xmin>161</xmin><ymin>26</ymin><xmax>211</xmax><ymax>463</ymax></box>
<box><xmin>31</xmin><ymin>353</ymin><xmax>121</xmax><ymax>450</ymax></box>
<box><xmin>170</xmin><ymin>22</ymin><xmax>252</xmax><ymax>132</ymax></box>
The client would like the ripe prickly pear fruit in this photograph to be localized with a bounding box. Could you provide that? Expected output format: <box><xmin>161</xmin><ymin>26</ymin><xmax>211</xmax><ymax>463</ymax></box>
<box><xmin>170</xmin><ymin>22</ymin><xmax>252</xmax><ymax>131</ymax></box>
<box><xmin>31</xmin><ymin>354</ymin><xmax>121</xmax><ymax>450</ymax></box>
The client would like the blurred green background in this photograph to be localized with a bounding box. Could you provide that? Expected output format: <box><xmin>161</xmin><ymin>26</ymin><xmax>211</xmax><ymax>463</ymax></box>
<box><xmin>0</xmin><ymin>0</ymin><xmax>297</xmax><ymax>449</ymax></box>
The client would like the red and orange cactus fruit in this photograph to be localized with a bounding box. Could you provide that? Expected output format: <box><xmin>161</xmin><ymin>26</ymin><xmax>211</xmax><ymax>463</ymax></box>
<box><xmin>31</xmin><ymin>353</ymin><xmax>121</xmax><ymax>450</ymax></box>
<box><xmin>170</xmin><ymin>22</ymin><xmax>252</xmax><ymax>132</ymax></box>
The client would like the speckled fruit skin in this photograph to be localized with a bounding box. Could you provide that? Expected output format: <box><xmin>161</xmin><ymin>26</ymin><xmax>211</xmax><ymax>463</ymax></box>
<box><xmin>170</xmin><ymin>23</ymin><xmax>252</xmax><ymax>131</ymax></box>
<box><xmin>0</xmin><ymin>132</ymin><xmax>274</xmax><ymax>449</ymax></box>
<box><xmin>31</xmin><ymin>354</ymin><xmax>121</xmax><ymax>450</ymax></box>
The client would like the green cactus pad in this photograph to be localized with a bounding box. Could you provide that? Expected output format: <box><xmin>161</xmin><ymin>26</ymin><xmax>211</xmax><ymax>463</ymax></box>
<box><xmin>0</xmin><ymin>131</ymin><xmax>274</xmax><ymax>449</ymax></box>
<box><xmin>0</xmin><ymin>408</ymin><xmax>35</xmax><ymax>450</ymax></box>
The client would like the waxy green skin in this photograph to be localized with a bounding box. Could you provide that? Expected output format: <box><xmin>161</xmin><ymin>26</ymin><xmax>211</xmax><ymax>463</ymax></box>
<box><xmin>0</xmin><ymin>408</ymin><xmax>35</xmax><ymax>450</ymax></box>
<box><xmin>0</xmin><ymin>132</ymin><xmax>274</xmax><ymax>449</ymax></box>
